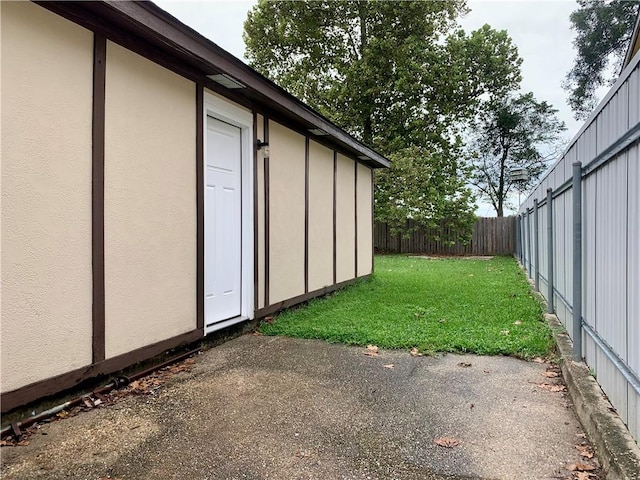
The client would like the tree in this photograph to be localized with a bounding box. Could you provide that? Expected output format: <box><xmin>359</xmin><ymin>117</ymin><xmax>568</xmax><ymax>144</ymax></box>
<box><xmin>467</xmin><ymin>93</ymin><xmax>567</xmax><ymax>217</ymax></box>
<box><xmin>375</xmin><ymin>146</ymin><xmax>476</xmax><ymax>241</ymax></box>
<box><xmin>244</xmin><ymin>1</ymin><xmax>523</xmax><ymax>233</ymax></box>
<box><xmin>563</xmin><ymin>0</ymin><xmax>640</xmax><ymax>120</ymax></box>
<box><xmin>245</xmin><ymin>2</ymin><xmax>521</xmax><ymax>150</ymax></box>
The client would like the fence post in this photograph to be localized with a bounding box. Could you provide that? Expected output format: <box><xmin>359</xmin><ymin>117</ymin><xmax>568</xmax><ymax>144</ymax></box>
<box><xmin>534</xmin><ymin>198</ymin><xmax>539</xmax><ymax>291</ymax></box>
<box><xmin>572</xmin><ymin>162</ymin><xmax>583</xmax><ymax>361</ymax></box>
<box><xmin>527</xmin><ymin>210</ymin><xmax>532</xmax><ymax>278</ymax></box>
<box><xmin>546</xmin><ymin>188</ymin><xmax>554</xmax><ymax>314</ymax></box>
<box><xmin>515</xmin><ymin>215</ymin><xmax>520</xmax><ymax>260</ymax></box>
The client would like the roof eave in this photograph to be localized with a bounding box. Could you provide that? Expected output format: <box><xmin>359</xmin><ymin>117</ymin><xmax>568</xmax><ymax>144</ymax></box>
<box><xmin>83</xmin><ymin>0</ymin><xmax>391</xmax><ymax>168</ymax></box>
<box><xmin>621</xmin><ymin>10</ymin><xmax>640</xmax><ymax>71</ymax></box>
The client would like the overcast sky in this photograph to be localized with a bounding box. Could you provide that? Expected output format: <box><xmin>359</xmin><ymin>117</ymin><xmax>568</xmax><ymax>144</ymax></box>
<box><xmin>154</xmin><ymin>0</ymin><xmax>594</xmax><ymax>215</ymax></box>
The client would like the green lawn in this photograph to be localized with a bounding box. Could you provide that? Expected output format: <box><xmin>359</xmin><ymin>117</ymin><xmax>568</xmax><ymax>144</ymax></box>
<box><xmin>260</xmin><ymin>255</ymin><xmax>554</xmax><ymax>358</ymax></box>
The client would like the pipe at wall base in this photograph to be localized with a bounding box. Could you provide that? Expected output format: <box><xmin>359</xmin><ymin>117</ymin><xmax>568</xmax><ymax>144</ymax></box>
<box><xmin>1</xmin><ymin>347</ymin><xmax>201</xmax><ymax>439</ymax></box>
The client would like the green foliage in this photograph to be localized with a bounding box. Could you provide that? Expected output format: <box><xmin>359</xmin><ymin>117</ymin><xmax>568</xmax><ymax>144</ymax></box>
<box><xmin>261</xmin><ymin>256</ymin><xmax>554</xmax><ymax>359</ymax></box>
<box><xmin>244</xmin><ymin>1</ymin><xmax>523</xmax><ymax>239</ymax></box>
<box><xmin>374</xmin><ymin>147</ymin><xmax>476</xmax><ymax>242</ymax></box>
<box><xmin>467</xmin><ymin>93</ymin><xmax>567</xmax><ymax>217</ymax></box>
<box><xmin>564</xmin><ymin>0</ymin><xmax>640</xmax><ymax>120</ymax></box>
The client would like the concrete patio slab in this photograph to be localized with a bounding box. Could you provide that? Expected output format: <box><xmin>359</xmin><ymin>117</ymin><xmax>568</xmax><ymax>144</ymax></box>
<box><xmin>1</xmin><ymin>335</ymin><xmax>598</xmax><ymax>480</ymax></box>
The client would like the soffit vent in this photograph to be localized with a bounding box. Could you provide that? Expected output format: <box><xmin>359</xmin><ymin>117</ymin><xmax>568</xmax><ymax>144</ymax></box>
<box><xmin>207</xmin><ymin>73</ymin><xmax>246</xmax><ymax>89</ymax></box>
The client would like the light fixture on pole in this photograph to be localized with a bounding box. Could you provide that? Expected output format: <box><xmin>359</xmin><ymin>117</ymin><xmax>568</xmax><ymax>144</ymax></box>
<box><xmin>509</xmin><ymin>167</ymin><xmax>529</xmax><ymax>209</ymax></box>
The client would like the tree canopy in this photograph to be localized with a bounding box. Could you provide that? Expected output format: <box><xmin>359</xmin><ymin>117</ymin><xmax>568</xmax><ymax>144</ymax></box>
<box><xmin>244</xmin><ymin>0</ymin><xmax>523</xmax><ymax>236</ymax></box>
<box><xmin>467</xmin><ymin>93</ymin><xmax>567</xmax><ymax>217</ymax></box>
<box><xmin>564</xmin><ymin>0</ymin><xmax>640</xmax><ymax>120</ymax></box>
<box><xmin>245</xmin><ymin>1</ymin><xmax>521</xmax><ymax>152</ymax></box>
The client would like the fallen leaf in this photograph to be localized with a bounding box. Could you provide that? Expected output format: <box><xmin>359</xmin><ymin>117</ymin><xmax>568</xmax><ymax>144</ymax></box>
<box><xmin>543</xmin><ymin>371</ymin><xmax>560</xmax><ymax>378</ymax></box>
<box><xmin>16</xmin><ymin>440</ymin><xmax>30</xmax><ymax>446</ymax></box>
<box><xmin>438</xmin><ymin>318</ymin><xmax>446</xmax><ymax>323</ymax></box>
<box><xmin>513</xmin><ymin>320</ymin><xmax>522</xmax><ymax>325</ymax></box>
<box><xmin>575</xmin><ymin>472</ymin><xmax>594</xmax><ymax>480</ymax></box>
<box><xmin>410</xmin><ymin>347</ymin><xmax>423</xmax><ymax>357</ymax></box>
<box><xmin>434</xmin><ymin>437</ymin><xmax>460</xmax><ymax>448</ymax></box>
<box><xmin>499</xmin><ymin>330</ymin><xmax>510</xmax><ymax>336</ymax></box>
<box><xmin>458</xmin><ymin>362</ymin><xmax>472</xmax><ymax>368</ymax></box>
<box><xmin>575</xmin><ymin>444</ymin><xmax>594</xmax><ymax>459</ymax></box>
<box><xmin>567</xmin><ymin>462</ymin><xmax>596</xmax><ymax>472</ymax></box>
<box><xmin>532</xmin><ymin>357</ymin><xmax>545</xmax><ymax>363</ymax></box>
<box><xmin>383</xmin><ymin>364</ymin><xmax>395</xmax><ymax>369</ymax></box>
<box><xmin>364</xmin><ymin>345</ymin><xmax>380</xmax><ymax>357</ymax></box>
<box><xmin>538</xmin><ymin>383</ymin><xmax>567</xmax><ymax>392</ymax></box>
<box><xmin>0</xmin><ymin>440</ymin><xmax>11</xmax><ymax>447</ymax></box>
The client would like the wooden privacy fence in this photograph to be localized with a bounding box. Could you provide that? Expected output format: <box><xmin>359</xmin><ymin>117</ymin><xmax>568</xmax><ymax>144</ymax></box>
<box><xmin>374</xmin><ymin>217</ymin><xmax>515</xmax><ymax>255</ymax></box>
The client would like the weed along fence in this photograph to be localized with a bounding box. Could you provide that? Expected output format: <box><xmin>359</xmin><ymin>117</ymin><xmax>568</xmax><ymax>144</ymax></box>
<box><xmin>516</xmin><ymin>51</ymin><xmax>640</xmax><ymax>443</ymax></box>
<box><xmin>374</xmin><ymin>217</ymin><xmax>515</xmax><ymax>255</ymax></box>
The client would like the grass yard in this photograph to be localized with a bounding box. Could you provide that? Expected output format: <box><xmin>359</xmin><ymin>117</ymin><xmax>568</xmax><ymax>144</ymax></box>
<box><xmin>260</xmin><ymin>255</ymin><xmax>554</xmax><ymax>358</ymax></box>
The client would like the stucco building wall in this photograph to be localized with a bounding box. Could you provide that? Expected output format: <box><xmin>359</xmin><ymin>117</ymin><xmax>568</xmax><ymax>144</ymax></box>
<box><xmin>1</xmin><ymin>1</ymin><xmax>94</xmax><ymax>392</ymax></box>
<box><xmin>104</xmin><ymin>41</ymin><xmax>197</xmax><ymax>358</ymax></box>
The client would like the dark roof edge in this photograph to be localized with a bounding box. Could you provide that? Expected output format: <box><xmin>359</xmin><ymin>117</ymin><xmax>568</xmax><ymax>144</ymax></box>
<box><xmin>102</xmin><ymin>0</ymin><xmax>390</xmax><ymax>168</ymax></box>
<box><xmin>622</xmin><ymin>9</ymin><xmax>640</xmax><ymax>71</ymax></box>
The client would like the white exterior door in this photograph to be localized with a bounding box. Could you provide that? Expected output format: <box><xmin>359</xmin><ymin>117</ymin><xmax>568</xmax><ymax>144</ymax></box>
<box><xmin>205</xmin><ymin>115</ymin><xmax>242</xmax><ymax>326</ymax></box>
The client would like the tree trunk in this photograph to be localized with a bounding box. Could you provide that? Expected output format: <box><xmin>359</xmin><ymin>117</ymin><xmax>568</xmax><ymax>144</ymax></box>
<box><xmin>496</xmin><ymin>147</ymin><xmax>508</xmax><ymax>217</ymax></box>
<box><xmin>358</xmin><ymin>1</ymin><xmax>373</xmax><ymax>146</ymax></box>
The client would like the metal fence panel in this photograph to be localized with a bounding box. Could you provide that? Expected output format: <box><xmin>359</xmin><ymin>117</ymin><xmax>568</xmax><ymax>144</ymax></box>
<box><xmin>583</xmin><ymin>174</ymin><xmax>598</xmax><ymax>370</ymax></box>
<box><xmin>595</xmin><ymin>157</ymin><xmax>628</xmax><ymax>356</ymax></box>
<box><xmin>628</xmin><ymin>144</ymin><xmax>640</xmax><ymax>378</ymax></box>
<box><xmin>517</xmin><ymin>56</ymin><xmax>640</xmax><ymax>443</ymax></box>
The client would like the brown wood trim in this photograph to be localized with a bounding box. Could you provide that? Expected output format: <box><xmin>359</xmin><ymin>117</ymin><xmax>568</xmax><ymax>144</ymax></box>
<box><xmin>264</xmin><ymin>118</ymin><xmax>270</xmax><ymax>307</ymax></box>
<box><xmin>196</xmin><ymin>84</ymin><xmax>204</xmax><ymax>331</ymax></box>
<box><xmin>255</xmin><ymin>275</ymin><xmax>370</xmax><ymax>319</ymax></box>
<box><xmin>371</xmin><ymin>169</ymin><xmax>375</xmax><ymax>274</ymax></box>
<box><xmin>92</xmin><ymin>34</ymin><xmax>107</xmax><ymax>364</ymax></box>
<box><xmin>354</xmin><ymin>160</ymin><xmax>358</xmax><ymax>278</ymax></box>
<box><xmin>333</xmin><ymin>151</ymin><xmax>338</xmax><ymax>285</ymax></box>
<box><xmin>2</xmin><ymin>329</ymin><xmax>204</xmax><ymax>413</ymax></box>
<box><xmin>263</xmin><ymin>114</ymin><xmax>381</xmax><ymax>170</ymax></box>
<box><xmin>253</xmin><ymin>111</ymin><xmax>259</xmax><ymax>313</ymax></box>
<box><xmin>304</xmin><ymin>137</ymin><xmax>310</xmax><ymax>293</ymax></box>
<box><xmin>34</xmin><ymin>1</ymin><xmax>389</xmax><ymax>168</ymax></box>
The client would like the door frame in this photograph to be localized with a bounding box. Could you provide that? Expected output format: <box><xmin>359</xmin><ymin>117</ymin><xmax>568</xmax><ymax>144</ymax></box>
<box><xmin>203</xmin><ymin>90</ymin><xmax>254</xmax><ymax>334</ymax></box>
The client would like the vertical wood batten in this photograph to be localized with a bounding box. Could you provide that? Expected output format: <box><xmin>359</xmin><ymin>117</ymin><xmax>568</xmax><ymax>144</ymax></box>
<box><xmin>195</xmin><ymin>83</ymin><xmax>204</xmax><ymax>331</ymax></box>
<box><xmin>264</xmin><ymin>117</ymin><xmax>270</xmax><ymax>307</ymax></box>
<box><xmin>333</xmin><ymin>151</ymin><xmax>337</xmax><ymax>285</ymax></box>
<box><xmin>92</xmin><ymin>34</ymin><xmax>107</xmax><ymax>363</ymax></box>
<box><xmin>354</xmin><ymin>160</ymin><xmax>358</xmax><ymax>277</ymax></box>
<box><xmin>304</xmin><ymin>137</ymin><xmax>310</xmax><ymax>293</ymax></box>
<box><xmin>253</xmin><ymin>111</ymin><xmax>259</xmax><ymax>313</ymax></box>
<box><xmin>371</xmin><ymin>169</ymin><xmax>374</xmax><ymax>272</ymax></box>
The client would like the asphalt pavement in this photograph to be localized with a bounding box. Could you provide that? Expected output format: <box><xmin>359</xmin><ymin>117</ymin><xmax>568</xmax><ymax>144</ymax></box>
<box><xmin>1</xmin><ymin>335</ymin><xmax>599</xmax><ymax>479</ymax></box>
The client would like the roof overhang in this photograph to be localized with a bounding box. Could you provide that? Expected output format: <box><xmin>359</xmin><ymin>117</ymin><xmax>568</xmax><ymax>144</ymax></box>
<box><xmin>622</xmin><ymin>9</ymin><xmax>640</xmax><ymax>71</ymax></box>
<box><xmin>35</xmin><ymin>1</ymin><xmax>390</xmax><ymax>168</ymax></box>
